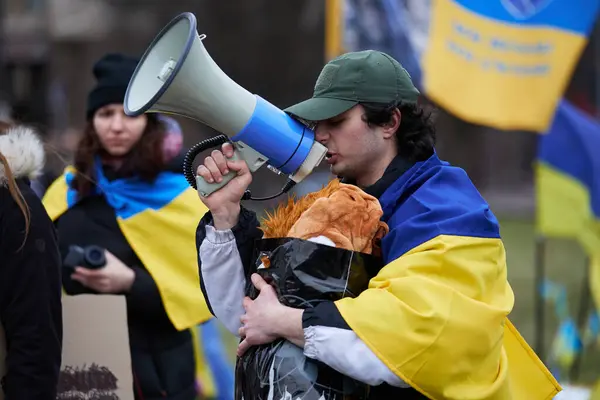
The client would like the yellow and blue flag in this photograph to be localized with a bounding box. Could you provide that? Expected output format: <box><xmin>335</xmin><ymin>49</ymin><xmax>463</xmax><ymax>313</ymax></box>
<box><xmin>335</xmin><ymin>0</ymin><xmax>600</xmax><ymax>132</ymax></box>
<box><xmin>540</xmin><ymin>279</ymin><xmax>583</xmax><ymax>378</ymax></box>
<box><xmin>536</xmin><ymin>99</ymin><xmax>600</xmax><ymax>353</ymax></box>
<box><xmin>535</xmin><ymin>99</ymin><xmax>600</xmax><ymax>255</ymax></box>
<box><xmin>422</xmin><ymin>0</ymin><xmax>600</xmax><ymax>132</ymax></box>
<box><xmin>192</xmin><ymin>320</ymin><xmax>235</xmax><ymax>400</ymax></box>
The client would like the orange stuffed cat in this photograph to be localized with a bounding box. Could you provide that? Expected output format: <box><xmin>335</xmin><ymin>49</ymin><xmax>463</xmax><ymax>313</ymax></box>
<box><xmin>260</xmin><ymin>179</ymin><xmax>389</xmax><ymax>256</ymax></box>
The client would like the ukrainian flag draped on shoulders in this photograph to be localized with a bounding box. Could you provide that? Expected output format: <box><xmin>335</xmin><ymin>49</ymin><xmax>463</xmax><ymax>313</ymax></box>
<box><xmin>42</xmin><ymin>157</ymin><xmax>212</xmax><ymax>329</ymax></box>
<box><xmin>334</xmin><ymin>153</ymin><xmax>561</xmax><ymax>399</ymax></box>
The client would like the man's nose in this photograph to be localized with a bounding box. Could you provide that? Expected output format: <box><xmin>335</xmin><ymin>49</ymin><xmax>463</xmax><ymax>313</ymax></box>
<box><xmin>314</xmin><ymin>125</ymin><xmax>328</xmax><ymax>144</ymax></box>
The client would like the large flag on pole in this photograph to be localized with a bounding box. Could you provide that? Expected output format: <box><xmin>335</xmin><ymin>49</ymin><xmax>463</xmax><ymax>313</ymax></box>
<box><xmin>422</xmin><ymin>0</ymin><xmax>600</xmax><ymax>132</ymax></box>
<box><xmin>329</xmin><ymin>0</ymin><xmax>600</xmax><ymax>133</ymax></box>
<box><xmin>535</xmin><ymin>99</ymin><xmax>600</xmax><ymax>254</ymax></box>
<box><xmin>536</xmin><ymin>99</ymin><xmax>600</xmax><ymax>315</ymax></box>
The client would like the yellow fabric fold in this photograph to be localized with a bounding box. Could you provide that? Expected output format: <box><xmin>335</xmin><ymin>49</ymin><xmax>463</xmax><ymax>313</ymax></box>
<box><xmin>535</xmin><ymin>162</ymin><xmax>600</xmax><ymax>255</ymax></box>
<box><xmin>335</xmin><ymin>234</ymin><xmax>561</xmax><ymax>399</ymax></box>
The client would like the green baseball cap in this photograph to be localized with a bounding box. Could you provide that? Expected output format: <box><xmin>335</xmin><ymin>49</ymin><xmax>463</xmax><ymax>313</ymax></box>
<box><xmin>284</xmin><ymin>50</ymin><xmax>420</xmax><ymax>122</ymax></box>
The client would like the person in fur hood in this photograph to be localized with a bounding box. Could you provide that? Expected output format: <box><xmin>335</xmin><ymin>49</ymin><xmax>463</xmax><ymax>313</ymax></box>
<box><xmin>0</xmin><ymin>121</ymin><xmax>63</xmax><ymax>399</ymax></box>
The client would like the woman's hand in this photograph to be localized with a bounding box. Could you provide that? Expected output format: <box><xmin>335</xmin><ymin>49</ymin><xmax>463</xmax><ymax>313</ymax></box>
<box><xmin>71</xmin><ymin>250</ymin><xmax>135</xmax><ymax>294</ymax></box>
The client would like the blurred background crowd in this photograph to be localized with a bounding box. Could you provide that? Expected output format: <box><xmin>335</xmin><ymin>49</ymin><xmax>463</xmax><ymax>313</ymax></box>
<box><xmin>1</xmin><ymin>0</ymin><xmax>599</xmax><ymax>398</ymax></box>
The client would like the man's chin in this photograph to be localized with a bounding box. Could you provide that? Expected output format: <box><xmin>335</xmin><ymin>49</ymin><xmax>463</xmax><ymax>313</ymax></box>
<box><xmin>330</xmin><ymin>164</ymin><xmax>360</xmax><ymax>182</ymax></box>
<box><xmin>329</xmin><ymin>165</ymin><xmax>346</xmax><ymax>179</ymax></box>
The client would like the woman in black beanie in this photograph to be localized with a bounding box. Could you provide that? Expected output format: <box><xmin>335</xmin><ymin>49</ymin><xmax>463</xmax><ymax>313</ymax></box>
<box><xmin>42</xmin><ymin>53</ymin><xmax>233</xmax><ymax>400</ymax></box>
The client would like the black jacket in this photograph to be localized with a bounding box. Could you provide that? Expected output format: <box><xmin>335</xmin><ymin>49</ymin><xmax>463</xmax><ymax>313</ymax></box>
<box><xmin>196</xmin><ymin>156</ymin><xmax>427</xmax><ymax>399</ymax></box>
<box><xmin>0</xmin><ymin>126</ymin><xmax>63</xmax><ymax>400</ymax></box>
<box><xmin>54</xmin><ymin>154</ymin><xmax>197</xmax><ymax>400</ymax></box>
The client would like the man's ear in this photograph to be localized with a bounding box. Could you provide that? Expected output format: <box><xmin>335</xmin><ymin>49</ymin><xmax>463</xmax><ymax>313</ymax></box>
<box><xmin>382</xmin><ymin>108</ymin><xmax>401</xmax><ymax>139</ymax></box>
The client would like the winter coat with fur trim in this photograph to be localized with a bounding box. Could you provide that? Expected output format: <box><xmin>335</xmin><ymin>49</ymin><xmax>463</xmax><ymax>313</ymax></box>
<box><xmin>0</xmin><ymin>126</ymin><xmax>63</xmax><ymax>399</ymax></box>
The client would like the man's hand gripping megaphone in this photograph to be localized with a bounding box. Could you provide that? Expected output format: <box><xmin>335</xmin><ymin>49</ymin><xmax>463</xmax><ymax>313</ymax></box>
<box><xmin>196</xmin><ymin>142</ymin><xmax>253</xmax><ymax>231</ymax></box>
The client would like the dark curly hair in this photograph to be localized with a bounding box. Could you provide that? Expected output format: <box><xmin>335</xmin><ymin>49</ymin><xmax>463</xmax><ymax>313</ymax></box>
<box><xmin>360</xmin><ymin>101</ymin><xmax>436</xmax><ymax>162</ymax></box>
<box><xmin>70</xmin><ymin>115</ymin><xmax>166</xmax><ymax>199</ymax></box>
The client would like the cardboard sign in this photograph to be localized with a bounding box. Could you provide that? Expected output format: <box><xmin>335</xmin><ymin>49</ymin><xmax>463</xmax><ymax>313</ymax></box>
<box><xmin>1</xmin><ymin>294</ymin><xmax>134</xmax><ymax>400</ymax></box>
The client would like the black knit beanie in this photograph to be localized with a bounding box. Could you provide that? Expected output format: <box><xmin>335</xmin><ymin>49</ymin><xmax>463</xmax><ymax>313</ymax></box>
<box><xmin>86</xmin><ymin>53</ymin><xmax>139</xmax><ymax>120</ymax></box>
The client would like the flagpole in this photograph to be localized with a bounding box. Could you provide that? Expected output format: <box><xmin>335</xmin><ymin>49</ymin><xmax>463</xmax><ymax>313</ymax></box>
<box><xmin>325</xmin><ymin>0</ymin><xmax>343</xmax><ymax>61</ymax></box>
<box><xmin>534</xmin><ymin>236</ymin><xmax>546</xmax><ymax>361</ymax></box>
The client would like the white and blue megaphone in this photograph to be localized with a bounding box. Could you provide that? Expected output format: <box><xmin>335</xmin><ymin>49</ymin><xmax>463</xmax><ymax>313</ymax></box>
<box><xmin>124</xmin><ymin>12</ymin><xmax>327</xmax><ymax>200</ymax></box>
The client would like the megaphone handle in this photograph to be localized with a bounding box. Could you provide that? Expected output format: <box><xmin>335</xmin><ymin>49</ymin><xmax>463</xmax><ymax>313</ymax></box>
<box><xmin>196</xmin><ymin>142</ymin><xmax>268</xmax><ymax>198</ymax></box>
<box><xmin>195</xmin><ymin>150</ymin><xmax>241</xmax><ymax>197</ymax></box>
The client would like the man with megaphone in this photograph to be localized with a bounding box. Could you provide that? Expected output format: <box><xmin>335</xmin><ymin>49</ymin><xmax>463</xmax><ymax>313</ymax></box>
<box><xmin>196</xmin><ymin>50</ymin><xmax>561</xmax><ymax>399</ymax></box>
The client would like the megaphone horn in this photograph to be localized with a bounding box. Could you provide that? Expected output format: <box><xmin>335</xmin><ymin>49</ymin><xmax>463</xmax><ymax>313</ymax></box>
<box><xmin>124</xmin><ymin>12</ymin><xmax>327</xmax><ymax>200</ymax></box>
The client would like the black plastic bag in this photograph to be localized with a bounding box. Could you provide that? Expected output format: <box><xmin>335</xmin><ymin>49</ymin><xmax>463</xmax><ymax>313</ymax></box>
<box><xmin>235</xmin><ymin>237</ymin><xmax>384</xmax><ymax>400</ymax></box>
